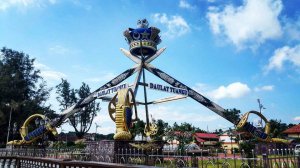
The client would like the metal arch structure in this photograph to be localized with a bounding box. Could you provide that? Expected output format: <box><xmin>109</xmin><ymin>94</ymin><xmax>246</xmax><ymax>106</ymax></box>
<box><xmin>119</xmin><ymin>43</ymin><xmax>276</xmax><ymax>141</ymax></box>
<box><xmin>8</xmin><ymin>19</ymin><xmax>289</xmax><ymax>145</ymax></box>
<box><xmin>116</xmin><ymin>19</ymin><xmax>289</xmax><ymax>143</ymax></box>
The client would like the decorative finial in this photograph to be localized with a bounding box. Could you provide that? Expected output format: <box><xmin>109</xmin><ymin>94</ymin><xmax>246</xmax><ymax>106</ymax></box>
<box><xmin>137</xmin><ymin>19</ymin><xmax>149</xmax><ymax>28</ymax></box>
<box><xmin>123</xmin><ymin>19</ymin><xmax>161</xmax><ymax>57</ymax></box>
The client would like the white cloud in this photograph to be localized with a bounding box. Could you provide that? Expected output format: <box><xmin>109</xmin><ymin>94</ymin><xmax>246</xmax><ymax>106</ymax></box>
<box><xmin>148</xmin><ymin>105</ymin><xmax>220</xmax><ymax>122</ymax></box>
<box><xmin>254</xmin><ymin>85</ymin><xmax>274</xmax><ymax>92</ymax></box>
<box><xmin>0</xmin><ymin>0</ymin><xmax>55</xmax><ymax>11</ymax></box>
<box><xmin>34</xmin><ymin>61</ymin><xmax>50</xmax><ymax>70</ymax></box>
<box><xmin>0</xmin><ymin>53</ymin><xmax>3</xmax><ymax>60</ymax></box>
<box><xmin>193</xmin><ymin>82</ymin><xmax>251</xmax><ymax>100</ymax></box>
<box><xmin>71</xmin><ymin>0</ymin><xmax>92</xmax><ymax>11</ymax></box>
<box><xmin>283</xmin><ymin>16</ymin><xmax>300</xmax><ymax>42</ymax></box>
<box><xmin>151</xmin><ymin>13</ymin><xmax>190</xmax><ymax>38</ymax></box>
<box><xmin>192</xmin><ymin>83</ymin><xmax>210</xmax><ymax>93</ymax></box>
<box><xmin>179</xmin><ymin>0</ymin><xmax>195</xmax><ymax>9</ymax></box>
<box><xmin>294</xmin><ymin>116</ymin><xmax>300</xmax><ymax>121</ymax></box>
<box><xmin>265</xmin><ymin>45</ymin><xmax>300</xmax><ymax>73</ymax></box>
<box><xmin>85</xmin><ymin>72</ymin><xmax>116</xmax><ymax>83</ymax></box>
<box><xmin>94</xmin><ymin>112</ymin><xmax>112</xmax><ymax>124</ymax></box>
<box><xmin>0</xmin><ymin>0</ymin><xmax>35</xmax><ymax>10</ymax></box>
<box><xmin>90</xmin><ymin>113</ymin><xmax>115</xmax><ymax>135</ymax></box>
<box><xmin>48</xmin><ymin>0</ymin><xmax>57</xmax><ymax>4</ymax></box>
<box><xmin>97</xmin><ymin>126</ymin><xmax>115</xmax><ymax>135</ymax></box>
<box><xmin>208</xmin><ymin>82</ymin><xmax>251</xmax><ymax>100</ymax></box>
<box><xmin>49</xmin><ymin>45</ymin><xmax>70</xmax><ymax>55</ymax></box>
<box><xmin>34</xmin><ymin>61</ymin><xmax>66</xmax><ymax>81</ymax></box>
<box><xmin>207</xmin><ymin>0</ymin><xmax>283</xmax><ymax>49</ymax></box>
<box><xmin>40</xmin><ymin>70</ymin><xmax>66</xmax><ymax>81</ymax></box>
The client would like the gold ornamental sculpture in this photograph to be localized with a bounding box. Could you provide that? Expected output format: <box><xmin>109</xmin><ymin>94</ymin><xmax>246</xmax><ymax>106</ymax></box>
<box><xmin>7</xmin><ymin>114</ymin><xmax>58</xmax><ymax>145</ymax></box>
<box><xmin>108</xmin><ymin>88</ymin><xmax>138</xmax><ymax>140</ymax></box>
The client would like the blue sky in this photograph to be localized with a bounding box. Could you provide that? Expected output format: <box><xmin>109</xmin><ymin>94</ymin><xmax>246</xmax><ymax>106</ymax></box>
<box><xmin>1</xmin><ymin>0</ymin><xmax>300</xmax><ymax>134</ymax></box>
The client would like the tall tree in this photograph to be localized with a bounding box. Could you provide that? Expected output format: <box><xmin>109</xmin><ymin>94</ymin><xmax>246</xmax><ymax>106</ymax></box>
<box><xmin>165</xmin><ymin>122</ymin><xmax>195</xmax><ymax>153</ymax></box>
<box><xmin>56</xmin><ymin>80</ymin><xmax>100</xmax><ymax>139</ymax></box>
<box><xmin>0</xmin><ymin>47</ymin><xmax>53</xmax><ymax>146</ymax></box>
<box><xmin>224</xmin><ymin>108</ymin><xmax>241</xmax><ymax>124</ymax></box>
<box><xmin>74</xmin><ymin>83</ymin><xmax>100</xmax><ymax>138</ymax></box>
<box><xmin>269</xmin><ymin>119</ymin><xmax>288</xmax><ymax>138</ymax></box>
<box><xmin>55</xmin><ymin>79</ymin><xmax>77</xmax><ymax>109</ymax></box>
<box><xmin>150</xmin><ymin>119</ymin><xmax>169</xmax><ymax>141</ymax></box>
<box><xmin>130</xmin><ymin>118</ymin><xmax>146</xmax><ymax>140</ymax></box>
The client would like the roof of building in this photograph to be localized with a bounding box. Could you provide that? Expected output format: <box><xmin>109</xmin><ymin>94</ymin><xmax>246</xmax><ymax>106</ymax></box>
<box><xmin>283</xmin><ymin>124</ymin><xmax>300</xmax><ymax>134</ymax></box>
<box><xmin>194</xmin><ymin>133</ymin><xmax>219</xmax><ymax>139</ymax></box>
<box><xmin>194</xmin><ymin>137</ymin><xmax>206</xmax><ymax>142</ymax></box>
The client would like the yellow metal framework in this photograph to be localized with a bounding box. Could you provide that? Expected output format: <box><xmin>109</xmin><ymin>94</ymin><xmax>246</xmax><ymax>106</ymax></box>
<box><xmin>7</xmin><ymin>114</ymin><xmax>57</xmax><ymax>145</ymax></box>
<box><xmin>108</xmin><ymin>88</ymin><xmax>138</xmax><ymax>140</ymax></box>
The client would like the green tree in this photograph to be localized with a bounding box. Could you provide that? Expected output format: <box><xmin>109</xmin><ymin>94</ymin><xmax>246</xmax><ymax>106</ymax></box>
<box><xmin>165</xmin><ymin>122</ymin><xmax>195</xmax><ymax>153</ymax></box>
<box><xmin>0</xmin><ymin>47</ymin><xmax>53</xmax><ymax>145</ymax></box>
<box><xmin>130</xmin><ymin>118</ymin><xmax>146</xmax><ymax>140</ymax></box>
<box><xmin>74</xmin><ymin>83</ymin><xmax>100</xmax><ymax>138</ymax></box>
<box><xmin>194</xmin><ymin>127</ymin><xmax>206</xmax><ymax>133</ymax></box>
<box><xmin>214</xmin><ymin>129</ymin><xmax>223</xmax><ymax>134</ymax></box>
<box><xmin>239</xmin><ymin>140</ymin><xmax>256</xmax><ymax>158</ymax></box>
<box><xmin>150</xmin><ymin>119</ymin><xmax>169</xmax><ymax>141</ymax></box>
<box><xmin>56</xmin><ymin>80</ymin><xmax>100</xmax><ymax>139</ymax></box>
<box><xmin>224</xmin><ymin>108</ymin><xmax>241</xmax><ymax>124</ymax></box>
<box><xmin>56</xmin><ymin>79</ymin><xmax>77</xmax><ymax>109</ymax></box>
<box><xmin>269</xmin><ymin>119</ymin><xmax>288</xmax><ymax>138</ymax></box>
<box><xmin>288</xmin><ymin>123</ymin><xmax>296</xmax><ymax>128</ymax></box>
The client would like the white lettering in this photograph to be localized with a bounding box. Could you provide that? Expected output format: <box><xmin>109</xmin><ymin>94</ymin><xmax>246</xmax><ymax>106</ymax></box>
<box><xmin>94</xmin><ymin>83</ymin><xmax>129</xmax><ymax>98</ymax></box>
<box><xmin>148</xmin><ymin>82</ymin><xmax>188</xmax><ymax>96</ymax></box>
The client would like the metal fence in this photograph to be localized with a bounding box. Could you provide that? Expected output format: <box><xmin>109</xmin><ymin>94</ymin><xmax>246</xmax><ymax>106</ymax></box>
<box><xmin>0</xmin><ymin>147</ymin><xmax>299</xmax><ymax>167</ymax></box>
<box><xmin>114</xmin><ymin>148</ymin><xmax>263</xmax><ymax>167</ymax></box>
<box><xmin>262</xmin><ymin>148</ymin><xmax>300</xmax><ymax>168</ymax></box>
<box><xmin>0</xmin><ymin>156</ymin><xmax>152</xmax><ymax>168</ymax></box>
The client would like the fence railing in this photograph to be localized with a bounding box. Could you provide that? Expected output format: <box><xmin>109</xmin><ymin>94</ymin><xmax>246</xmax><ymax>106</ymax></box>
<box><xmin>262</xmin><ymin>148</ymin><xmax>300</xmax><ymax>168</ymax></box>
<box><xmin>0</xmin><ymin>156</ymin><xmax>154</xmax><ymax>168</ymax></box>
<box><xmin>0</xmin><ymin>147</ymin><xmax>299</xmax><ymax>168</ymax></box>
<box><xmin>114</xmin><ymin>148</ymin><xmax>264</xmax><ymax>167</ymax></box>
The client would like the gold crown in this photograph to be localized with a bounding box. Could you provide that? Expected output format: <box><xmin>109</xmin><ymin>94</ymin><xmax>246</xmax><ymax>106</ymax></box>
<box><xmin>129</xmin><ymin>40</ymin><xmax>157</xmax><ymax>56</ymax></box>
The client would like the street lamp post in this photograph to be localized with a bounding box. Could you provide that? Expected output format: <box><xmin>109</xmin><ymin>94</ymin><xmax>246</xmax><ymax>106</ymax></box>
<box><xmin>35</xmin><ymin>118</ymin><xmax>41</xmax><ymax>145</ymax></box>
<box><xmin>257</xmin><ymin>99</ymin><xmax>266</xmax><ymax>127</ymax></box>
<box><xmin>11</xmin><ymin>122</ymin><xmax>17</xmax><ymax>155</ymax></box>
<box><xmin>228</xmin><ymin>128</ymin><xmax>233</xmax><ymax>154</ymax></box>
<box><xmin>61</xmin><ymin>128</ymin><xmax>68</xmax><ymax>143</ymax></box>
<box><xmin>6</xmin><ymin>100</ymin><xmax>22</xmax><ymax>146</ymax></box>
<box><xmin>95</xmin><ymin>123</ymin><xmax>100</xmax><ymax>141</ymax></box>
<box><xmin>6</xmin><ymin>104</ymin><xmax>13</xmax><ymax>145</ymax></box>
<box><xmin>60</xmin><ymin>128</ymin><xmax>63</xmax><ymax>140</ymax></box>
<box><xmin>35</xmin><ymin>118</ymin><xmax>47</xmax><ymax>156</ymax></box>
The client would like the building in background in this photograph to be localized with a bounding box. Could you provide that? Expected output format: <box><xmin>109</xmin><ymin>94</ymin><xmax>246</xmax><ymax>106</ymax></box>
<box><xmin>283</xmin><ymin>124</ymin><xmax>300</xmax><ymax>139</ymax></box>
<box><xmin>194</xmin><ymin>133</ymin><xmax>219</xmax><ymax>148</ymax></box>
<box><xmin>219</xmin><ymin>132</ymin><xmax>239</xmax><ymax>154</ymax></box>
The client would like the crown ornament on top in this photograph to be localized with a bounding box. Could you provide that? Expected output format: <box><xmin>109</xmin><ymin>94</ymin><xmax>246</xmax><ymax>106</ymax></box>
<box><xmin>124</xmin><ymin>19</ymin><xmax>161</xmax><ymax>57</ymax></box>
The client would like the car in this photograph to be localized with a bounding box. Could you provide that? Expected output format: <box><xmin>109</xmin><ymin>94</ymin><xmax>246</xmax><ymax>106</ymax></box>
<box><xmin>295</xmin><ymin>144</ymin><xmax>300</xmax><ymax>156</ymax></box>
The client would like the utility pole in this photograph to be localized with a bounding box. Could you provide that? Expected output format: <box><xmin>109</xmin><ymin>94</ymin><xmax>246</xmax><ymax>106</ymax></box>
<box><xmin>95</xmin><ymin>123</ymin><xmax>100</xmax><ymax>141</ymax></box>
<box><xmin>6</xmin><ymin>100</ymin><xmax>22</xmax><ymax>145</ymax></box>
<box><xmin>61</xmin><ymin>128</ymin><xmax>67</xmax><ymax>142</ymax></box>
<box><xmin>257</xmin><ymin>99</ymin><xmax>266</xmax><ymax>127</ymax></box>
<box><xmin>6</xmin><ymin>104</ymin><xmax>13</xmax><ymax>145</ymax></box>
